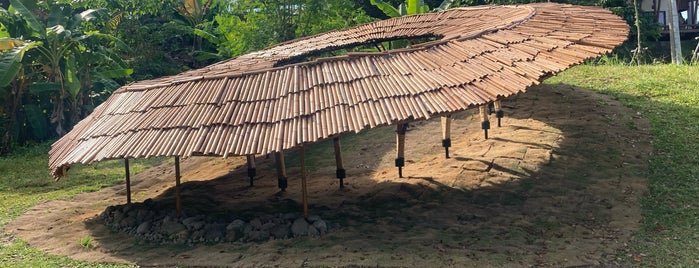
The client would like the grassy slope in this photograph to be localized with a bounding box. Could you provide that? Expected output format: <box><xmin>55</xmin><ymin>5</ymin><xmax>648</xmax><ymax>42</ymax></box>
<box><xmin>0</xmin><ymin>143</ymin><xmax>158</xmax><ymax>267</ymax></box>
<box><xmin>547</xmin><ymin>64</ymin><xmax>699</xmax><ymax>266</ymax></box>
<box><xmin>0</xmin><ymin>64</ymin><xmax>696</xmax><ymax>266</ymax></box>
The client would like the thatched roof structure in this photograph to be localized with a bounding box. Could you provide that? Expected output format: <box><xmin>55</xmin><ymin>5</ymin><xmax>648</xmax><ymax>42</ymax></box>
<box><xmin>49</xmin><ymin>3</ymin><xmax>628</xmax><ymax>178</ymax></box>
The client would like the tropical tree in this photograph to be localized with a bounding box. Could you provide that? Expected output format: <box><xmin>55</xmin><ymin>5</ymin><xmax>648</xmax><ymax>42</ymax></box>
<box><xmin>370</xmin><ymin>0</ymin><xmax>454</xmax><ymax>18</ymax></box>
<box><xmin>0</xmin><ymin>0</ymin><xmax>130</xmax><ymax>153</ymax></box>
<box><xmin>213</xmin><ymin>0</ymin><xmax>371</xmax><ymax>58</ymax></box>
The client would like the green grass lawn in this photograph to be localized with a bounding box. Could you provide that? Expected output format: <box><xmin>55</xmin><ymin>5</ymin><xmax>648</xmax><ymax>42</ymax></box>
<box><xmin>0</xmin><ymin>142</ymin><xmax>158</xmax><ymax>267</ymax></box>
<box><xmin>547</xmin><ymin>64</ymin><xmax>699</xmax><ymax>266</ymax></box>
<box><xmin>0</xmin><ymin>64</ymin><xmax>697</xmax><ymax>266</ymax></box>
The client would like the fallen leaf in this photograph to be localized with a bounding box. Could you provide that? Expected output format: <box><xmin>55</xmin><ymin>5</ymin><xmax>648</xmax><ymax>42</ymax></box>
<box><xmin>656</xmin><ymin>223</ymin><xmax>664</xmax><ymax>232</ymax></box>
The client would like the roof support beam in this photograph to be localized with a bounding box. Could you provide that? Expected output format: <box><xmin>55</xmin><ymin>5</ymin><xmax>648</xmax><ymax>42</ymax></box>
<box><xmin>246</xmin><ymin>155</ymin><xmax>256</xmax><ymax>187</ymax></box>
<box><xmin>333</xmin><ymin>137</ymin><xmax>345</xmax><ymax>189</ymax></box>
<box><xmin>300</xmin><ymin>145</ymin><xmax>309</xmax><ymax>219</ymax></box>
<box><xmin>174</xmin><ymin>156</ymin><xmax>182</xmax><ymax>217</ymax></box>
<box><xmin>124</xmin><ymin>158</ymin><xmax>131</xmax><ymax>204</ymax></box>
<box><xmin>494</xmin><ymin>100</ymin><xmax>504</xmax><ymax>127</ymax></box>
<box><xmin>441</xmin><ymin>115</ymin><xmax>452</xmax><ymax>159</ymax></box>
<box><xmin>395</xmin><ymin>123</ymin><xmax>408</xmax><ymax>178</ymax></box>
<box><xmin>275</xmin><ymin>151</ymin><xmax>288</xmax><ymax>191</ymax></box>
<box><xmin>480</xmin><ymin>105</ymin><xmax>490</xmax><ymax>140</ymax></box>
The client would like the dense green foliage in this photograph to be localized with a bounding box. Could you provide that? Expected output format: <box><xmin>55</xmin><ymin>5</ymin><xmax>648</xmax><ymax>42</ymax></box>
<box><xmin>0</xmin><ymin>0</ymin><xmax>132</xmax><ymax>153</ymax></box>
<box><xmin>0</xmin><ymin>0</ymin><xmax>371</xmax><ymax>154</ymax></box>
<box><xmin>548</xmin><ymin>64</ymin><xmax>699</xmax><ymax>266</ymax></box>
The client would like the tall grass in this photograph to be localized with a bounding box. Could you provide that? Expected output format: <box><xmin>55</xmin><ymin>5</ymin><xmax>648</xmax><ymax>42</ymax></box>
<box><xmin>547</xmin><ymin>64</ymin><xmax>699</xmax><ymax>266</ymax></box>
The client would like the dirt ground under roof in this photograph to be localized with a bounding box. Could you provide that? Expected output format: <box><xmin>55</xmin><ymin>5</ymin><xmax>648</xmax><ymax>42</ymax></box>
<box><xmin>7</xmin><ymin>83</ymin><xmax>652</xmax><ymax>267</ymax></box>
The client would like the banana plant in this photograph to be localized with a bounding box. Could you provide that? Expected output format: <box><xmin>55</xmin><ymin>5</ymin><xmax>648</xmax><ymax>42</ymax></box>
<box><xmin>1</xmin><ymin>0</ymin><xmax>130</xmax><ymax>151</ymax></box>
<box><xmin>370</xmin><ymin>0</ymin><xmax>454</xmax><ymax>18</ymax></box>
<box><xmin>370</xmin><ymin>0</ymin><xmax>454</xmax><ymax>50</ymax></box>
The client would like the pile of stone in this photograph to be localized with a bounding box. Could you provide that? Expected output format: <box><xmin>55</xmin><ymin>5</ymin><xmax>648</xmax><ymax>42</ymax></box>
<box><xmin>100</xmin><ymin>199</ymin><xmax>330</xmax><ymax>244</ymax></box>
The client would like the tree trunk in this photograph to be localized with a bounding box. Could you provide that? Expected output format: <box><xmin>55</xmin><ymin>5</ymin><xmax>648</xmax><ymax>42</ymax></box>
<box><xmin>668</xmin><ymin>0</ymin><xmax>684</xmax><ymax>64</ymax></box>
<box><xmin>632</xmin><ymin>0</ymin><xmax>644</xmax><ymax>64</ymax></box>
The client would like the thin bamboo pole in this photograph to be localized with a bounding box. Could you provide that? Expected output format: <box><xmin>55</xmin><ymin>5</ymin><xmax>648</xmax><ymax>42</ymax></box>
<box><xmin>125</xmin><ymin>158</ymin><xmax>131</xmax><ymax>204</ymax></box>
<box><xmin>275</xmin><ymin>151</ymin><xmax>288</xmax><ymax>191</ymax></box>
<box><xmin>174</xmin><ymin>156</ymin><xmax>182</xmax><ymax>217</ymax></box>
<box><xmin>300</xmin><ymin>144</ymin><xmax>309</xmax><ymax>219</ymax></box>
<box><xmin>246</xmin><ymin>155</ymin><xmax>256</xmax><ymax>187</ymax></box>
<box><xmin>441</xmin><ymin>115</ymin><xmax>451</xmax><ymax>158</ymax></box>
<box><xmin>480</xmin><ymin>105</ymin><xmax>490</xmax><ymax>139</ymax></box>
<box><xmin>333</xmin><ymin>137</ymin><xmax>345</xmax><ymax>188</ymax></box>
<box><xmin>395</xmin><ymin>123</ymin><xmax>407</xmax><ymax>178</ymax></box>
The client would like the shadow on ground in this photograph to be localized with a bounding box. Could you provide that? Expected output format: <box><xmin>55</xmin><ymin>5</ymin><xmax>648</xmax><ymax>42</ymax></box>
<box><xmin>8</xmin><ymin>83</ymin><xmax>652</xmax><ymax>267</ymax></box>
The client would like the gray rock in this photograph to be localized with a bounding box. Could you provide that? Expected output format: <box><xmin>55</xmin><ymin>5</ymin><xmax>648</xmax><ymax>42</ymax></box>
<box><xmin>312</xmin><ymin>219</ymin><xmax>328</xmax><ymax>234</ymax></box>
<box><xmin>225</xmin><ymin>230</ymin><xmax>239</xmax><ymax>242</ymax></box>
<box><xmin>118</xmin><ymin>216</ymin><xmax>137</xmax><ymax>229</ymax></box>
<box><xmin>226</xmin><ymin>219</ymin><xmax>246</xmax><ymax>231</ymax></box>
<box><xmin>122</xmin><ymin>204</ymin><xmax>134</xmax><ymax>213</ymax></box>
<box><xmin>127</xmin><ymin>209</ymin><xmax>138</xmax><ymax>218</ymax></box>
<box><xmin>111</xmin><ymin>210</ymin><xmax>124</xmax><ymax>224</ymax></box>
<box><xmin>190</xmin><ymin>221</ymin><xmax>205</xmax><ymax>231</ymax></box>
<box><xmin>160</xmin><ymin>221</ymin><xmax>186</xmax><ymax>235</ymax></box>
<box><xmin>204</xmin><ymin>224</ymin><xmax>225</xmax><ymax>242</ymax></box>
<box><xmin>261</xmin><ymin>222</ymin><xmax>275</xmax><ymax>231</ymax></box>
<box><xmin>243</xmin><ymin>224</ymin><xmax>254</xmax><ymax>236</ymax></box>
<box><xmin>283</xmin><ymin>212</ymin><xmax>297</xmax><ymax>221</ymax></box>
<box><xmin>307</xmin><ymin>215</ymin><xmax>321</xmax><ymax>223</ymax></box>
<box><xmin>249</xmin><ymin>218</ymin><xmax>262</xmax><ymax>230</ymax></box>
<box><xmin>247</xmin><ymin>230</ymin><xmax>270</xmax><ymax>242</ymax></box>
<box><xmin>270</xmin><ymin>224</ymin><xmax>290</xmax><ymax>239</ymax></box>
<box><xmin>162</xmin><ymin>215</ymin><xmax>174</xmax><ymax>223</ymax></box>
<box><xmin>136</xmin><ymin>209</ymin><xmax>153</xmax><ymax>222</ymax></box>
<box><xmin>182</xmin><ymin>216</ymin><xmax>199</xmax><ymax>226</ymax></box>
<box><xmin>136</xmin><ymin>221</ymin><xmax>152</xmax><ymax>234</ymax></box>
<box><xmin>174</xmin><ymin>230</ymin><xmax>190</xmax><ymax>244</ymax></box>
<box><xmin>307</xmin><ymin>225</ymin><xmax>319</xmax><ymax>237</ymax></box>
<box><xmin>291</xmin><ymin>218</ymin><xmax>309</xmax><ymax>237</ymax></box>
<box><xmin>190</xmin><ymin>230</ymin><xmax>205</xmax><ymax>242</ymax></box>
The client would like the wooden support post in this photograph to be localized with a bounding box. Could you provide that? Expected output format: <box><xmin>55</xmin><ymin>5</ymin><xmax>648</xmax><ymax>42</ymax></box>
<box><xmin>300</xmin><ymin>145</ymin><xmax>309</xmax><ymax>219</ymax></box>
<box><xmin>494</xmin><ymin>100</ymin><xmax>504</xmax><ymax>127</ymax></box>
<box><xmin>124</xmin><ymin>158</ymin><xmax>131</xmax><ymax>204</ymax></box>
<box><xmin>395</xmin><ymin>123</ymin><xmax>407</xmax><ymax>178</ymax></box>
<box><xmin>275</xmin><ymin>151</ymin><xmax>288</xmax><ymax>191</ymax></box>
<box><xmin>480</xmin><ymin>105</ymin><xmax>490</xmax><ymax>139</ymax></box>
<box><xmin>333</xmin><ymin>137</ymin><xmax>346</xmax><ymax>189</ymax></box>
<box><xmin>174</xmin><ymin>156</ymin><xmax>182</xmax><ymax>217</ymax></box>
<box><xmin>441</xmin><ymin>115</ymin><xmax>452</xmax><ymax>158</ymax></box>
<box><xmin>246</xmin><ymin>155</ymin><xmax>256</xmax><ymax>187</ymax></box>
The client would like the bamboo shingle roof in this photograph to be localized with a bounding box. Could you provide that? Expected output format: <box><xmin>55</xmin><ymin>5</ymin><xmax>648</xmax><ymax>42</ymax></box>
<box><xmin>49</xmin><ymin>3</ymin><xmax>629</xmax><ymax>178</ymax></box>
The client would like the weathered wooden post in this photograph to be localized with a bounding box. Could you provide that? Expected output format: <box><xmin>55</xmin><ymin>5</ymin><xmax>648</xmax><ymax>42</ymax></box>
<box><xmin>174</xmin><ymin>156</ymin><xmax>182</xmax><ymax>217</ymax></box>
<box><xmin>494</xmin><ymin>100</ymin><xmax>504</xmax><ymax>127</ymax></box>
<box><xmin>275</xmin><ymin>151</ymin><xmax>288</xmax><ymax>191</ymax></box>
<box><xmin>124</xmin><ymin>158</ymin><xmax>131</xmax><ymax>204</ymax></box>
<box><xmin>480</xmin><ymin>105</ymin><xmax>490</xmax><ymax>139</ymax></box>
<box><xmin>333</xmin><ymin>137</ymin><xmax>346</xmax><ymax>189</ymax></box>
<box><xmin>246</xmin><ymin>155</ymin><xmax>256</xmax><ymax>187</ymax></box>
<box><xmin>441</xmin><ymin>115</ymin><xmax>452</xmax><ymax>158</ymax></box>
<box><xmin>300</xmin><ymin>145</ymin><xmax>309</xmax><ymax>219</ymax></box>
<box><xmin>396</xmin><ymin>123</ymin><xmax>408</xmax><ymax>178</ymax></box>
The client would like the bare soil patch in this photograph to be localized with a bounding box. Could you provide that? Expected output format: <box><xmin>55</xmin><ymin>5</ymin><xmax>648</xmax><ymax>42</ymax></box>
<box><xmin>7</xmin><ymin>84</ymin><xmax>652</xmax><ymax>267</ymax></box>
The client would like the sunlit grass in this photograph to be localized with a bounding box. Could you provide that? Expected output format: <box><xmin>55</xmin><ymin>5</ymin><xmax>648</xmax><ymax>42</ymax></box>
<box><xmin>0</xmin><ymin>142</ymin><xmax>158</xmax><ymax>267</ymax></box>
<box><xmin>547</xmin><ymin>64</ymin><xmax>699</xmax><ymax>266</ymax></box>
